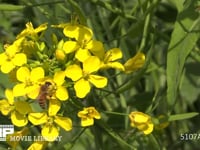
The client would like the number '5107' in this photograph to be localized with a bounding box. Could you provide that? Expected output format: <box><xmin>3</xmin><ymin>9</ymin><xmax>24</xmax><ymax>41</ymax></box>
<box><xmin>180</xmin><ymin>133</ymin><xmax>200</xmax><ymax>140</ymax></box>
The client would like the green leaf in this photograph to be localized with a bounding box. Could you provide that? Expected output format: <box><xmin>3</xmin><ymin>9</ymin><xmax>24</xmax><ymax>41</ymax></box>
<box><xmin>166</xmin><ymin>0</ymin><xmax>200</xmax><ymax>112</ymax></box>
<box><xmin>168</xmin><ymin>112</ymin><xmax>199</xmax><ymax>121</ymax></box>
<box><xmin>0</xmin><ymin>3</ymin><xmax>25</xmax><ymax>11</ymax></box>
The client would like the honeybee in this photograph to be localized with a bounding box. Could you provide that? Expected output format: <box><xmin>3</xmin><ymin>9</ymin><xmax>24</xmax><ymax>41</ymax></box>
<box><xmin>37</xmin><ymin>81</ymin><xmax>52</xmax><ymax>109</ymax></box>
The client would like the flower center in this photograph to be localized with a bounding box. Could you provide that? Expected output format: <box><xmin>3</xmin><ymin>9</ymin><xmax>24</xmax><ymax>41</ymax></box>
<box><xmin>83</xmin><ymin>70</ymin><xmax>90</xmax><ymax>80</ymax></box>
<box><xmin>47</xmin><ymin>116</ymin><xmax>54</xmax><ymax>125</ymax></box>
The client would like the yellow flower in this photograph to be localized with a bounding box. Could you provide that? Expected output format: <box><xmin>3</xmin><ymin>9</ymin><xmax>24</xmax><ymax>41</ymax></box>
<box><xmin>41</xmin><ymin>71</ymin><xmax>69</xmax><ymax>101</ymax></box>
<box><xmin>124</xmin><ymin>52</ymin><xmax>145</xmax><ymax>74</ymax></box>
<box><xmin>27</xmin><ymin>141</ymin><xmax>47</xmax><ymax>150</ymax></box>
<box><xmin>77</xmin><ymin>107</ymin><xmax>101</xmax><ymax>127</ymax></box>
<box><xmin>6</xmin><ymin>127</ymin><xmax>29</xmax><ymax>149</ymax></box>
<box><xmin>63</xmin><ymin>24</ymin><xmax>104</xmax><ymax>62</ymax></box>
<box><xmin>13</xmin><ymin>67</ymin><xmax>45</xmax><ymax>99</ymax></box>
<box><xmin>0</xmin><ymin>39</ymin><xmax>27</xmax><ymax>73</ymax></box>
<box><xmin>28</xmin><ymin>99</ymin><xmax>72</xmax><ymax>142</ymax></box>
<box><xmin>16</xmin><ymin>22</ymin><xmax>48</xmax><ymax>40</ymax></box>
<box><xmin>0</xmin><ymin>89</ymin><xmax>32</xmax><ymax>127</ymax></box>
<box><xmin>0</xmin><ymin>89</ymin><xmax>14</xmax><ymax>115</ymax></box>
<box><xmin>129</xmin><ymin>111</ymin><xmax>153</xmax><ymax>135</ymax></box>
<box><xmin>65</xmin><ymin>56</ymin><xmax>107</xmax><ymax>98</ymax></box>
<box><xmin>100</xmin><ymin>48</ymin><xmax>124</xmax><ymax>71</ymax></box>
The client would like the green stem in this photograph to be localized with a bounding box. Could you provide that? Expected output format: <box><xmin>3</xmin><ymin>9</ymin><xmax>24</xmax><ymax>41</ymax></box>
<box><xmin>139</xmin><ymin>1</ymin><xmax>151</xmax><ymax>51</ymax></box>
<box><xmin>103</xmin><ymin>111</ymin><xmax>128</xmax><ymax>116</ymax></box>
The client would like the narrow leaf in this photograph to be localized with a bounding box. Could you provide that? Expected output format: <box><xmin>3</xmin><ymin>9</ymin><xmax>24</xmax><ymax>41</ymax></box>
<box><xmin>0</xmin><ymin>4</ymin><xmax>25</xmax><ymax>11</ymax></box>
<box><xmin>168</xmin><ymin>112</ymin><xmax>199</xmax><ymax>121</ymax></box>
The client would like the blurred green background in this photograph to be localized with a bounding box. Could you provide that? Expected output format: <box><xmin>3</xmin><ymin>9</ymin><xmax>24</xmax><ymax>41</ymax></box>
<box><xmin>0</xmin><ymin>0</ymin><xmax>200</xmax><ymax>150</ymax></box>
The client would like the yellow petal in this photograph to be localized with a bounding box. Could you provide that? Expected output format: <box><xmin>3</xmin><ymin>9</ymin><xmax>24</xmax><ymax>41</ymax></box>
<box><xmin>86</xmin><ymin>40</ymin><xmax>105</xmax><ymax>59</ymax></box>
<box><xmin>81</xmin><ymin>117</ymin><xmax>94</xmax><ymax>127</ymax></box>
<box><xmin>54</xmin><ymin>116</ymin><xmax>72</xmax><ymax>131</ymax></box>
<box><xmin>27</xmin><ymin>141</ymin><xmax>46</xmax><ymax>150</ymax></box>
<box><xmin>65</xmin><ymin>64</ymin><xmax>83</xmax><ymax>81</ymax></box>
<box><xmin>63</xmin><ymin>41</ymin><xmax>79</xmax><ymax>53</ymax></box>
<box><xmin>102</xmin><ymin>62</ymin><xmax>125</xmax><ymax>71</ymax></box>
<box><xmin>134</xmin><ymin>113</ymin><xmax>149</xmax><ymax>123</ymax></box>
<box><xmin>0</xmin><ymin>53</ymin><xmax>7</xmax><ymax>65</ymax></box>
<box><xmin>53</xmin><ymin>71</ymin><xmax>65</xmax><ymax>86</ymax></box>
<box><xmin>12</xmin><ymin>53</ymin><xmax>27</xmax><ymax>66</ymax></box>
<box><xmin>1</xmin><ymin>61</ymin><xmax>15</xmax><ymax>73</ymax></box>
<box><xmin>105</xmin><ymin>48</ymin><xmax>122</xmax><ymax>62</ymax></box>
<box><xmin>89</xmin><ymin>75</ymin><xmax>107</xmax><ymax>88</ymax></box>
<box><xmin>56</xmin><ymin>86</ymin><xmax>69</xmax><ymax>101</ymax></box>
<box><xmin>15</xmin><ymin>101</ymin><xmax>32</xmax><ymax>115</ymax></box>
<box><xmin>75</xmin><ymin>48</ymin><xmax>91</xmax><ymax>62</ymax></box>
<box><xmin>28</xmin><ymin>112</ymin><xmax>48</xmax><ymax>125</ymax></box>
<box><xmin>136</xmin><ymin>123</ymin><xmax>148</xmax><ymax>131</ymax></box>
<box><xmin>13</xmin><ymin>83</ymin><xmax>26</xmax><ymax>97</ymax></box>
<box><xmin>26</xmin><ymin>85</ymin><xmax>40</xmax><ymax>99</ymax></box>
<box><xmin>35</xmin><ymin>23</ymin><xmax>48</xmax><ymax>33</ymax></box>
<box><xmin>77</xmin><ymin>109</ymin><xmax>88</xmax><ymax>118</ymax></box>
<box><xmin>74</xmin><ymin>79</ymin><xmax>90</xmax><ymax>98</ymax></box>
<box><xmin>63</xmin><ymin>25</ymin><xmax>80</xmax><ymax>39</ymax></box>
<box><xmin>12</xmin><ymin>37</ymin><xmax>24</xmax><ymax>50</ymax></box>
<box><xmin>11</xmin><ymin>111</ymin><xmax>28</xmax><ymax>127</ymax></box>
<box><xmin>129</xmin><ymin>111</ymin><xmax>149</xmax><ymax>124</ymax></box>
<box><xmin>30</xmin><ymin>67</ymin><xmax>45</xmax><ymax>82</ymax></box>
<box><xmin>41</xmin><ymin>124</ymin><xmax>59</xmax><ymax>142</ymax></box>
<box><xmin>87</xmin><ymin>107</ymin><xmax>101</xmax><ymax>119</ymax></box>
<box><xmin>6</xmin><ymin>44</ymin><xmax>17</xmax><ymax>56</ymax></box>
<box><xmin>143</xmin><ymin>123</ymin><xmax>154</xmax><ymax>135</ymax></box>
<box><xmin>48</xmin><ymin>99</ymin><xmax>61</xmax><ymax>116</ymax></box>
<box><xmin>83</xmin><ymin>56</ymin><xmax>101</xmax><ymax>73</ymax></box>
<box><xmin>0</xmin><ymin>100</ymin><xmax>13</xmax><ymax>115</ymax></box>
<box><xmin>63</xmin><ymin>25</ymin><xmax>93</xmax><ymax>42</ymax></box>
<box><xmin>5</xmin><ymin>89</ymin><xmax>14</xmax><ymax>105</ymax></box>
<box><xmin>124</xmin><ymin>52</ymin><xmax>145</xmax><ymax>74</ymax></box>
<box><xmin>78</xmin><ymin>107</ymin><xmax>101</xmax><ymax>119</ymax></box>
<box><xmin>16</xmin><ymin>67</ymin><xmax>30</xmax><ymax>82</ymax></box>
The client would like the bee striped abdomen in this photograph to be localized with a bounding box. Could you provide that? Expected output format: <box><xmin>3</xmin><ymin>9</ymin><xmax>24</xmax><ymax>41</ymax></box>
<box><xmin>38</xmin><ymin>94</ymin><xmax>47</xmax><ymax>109</ymax></box>
<box><xmin>37</xmin><ymin>82</ymin><xmax>52</xmax><ymax>109</ymax></box>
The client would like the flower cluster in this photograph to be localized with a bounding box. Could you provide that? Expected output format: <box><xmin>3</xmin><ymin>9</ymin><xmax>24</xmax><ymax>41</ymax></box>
<box><xmin>0</xmin><ymin>22</ymin><xmax>146</xmax><ymax>149</ymax></box>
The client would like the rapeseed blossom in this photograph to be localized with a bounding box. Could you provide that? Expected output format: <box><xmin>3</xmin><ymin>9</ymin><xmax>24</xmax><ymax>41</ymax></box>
<box><xmin>124</xmin><ymin>52</ymin><xmax>145</xmax><ymax>73</ymax></box>
<box><xmin>0</xmin><ymin>89</ymin><xmax>32</xmax><ymax>127</ymax></box>
<box><xmin>0</xmin><ymin>20</ymin><xmax>148</xmax><ymax>148</ymax></box>
<box><xmin>13</xmin><ymin>67</ymin><xmax>45</xmax><ymax>99</ymax></box>
<box><xmin>129</xmin><ymin>111</ymin><xmax>154</xmax><ymax>135</ymax></box>
<box><xmin>77</xmin><ymin>106</ymin><xmax>101</xmax><ymax>127</ymax></box>
<box><xmin>100</xmin><ymin>48</ymin><xmax>124</xmax><ymax>71</ymax></box>
<box><xmin>0</xmin><ymin>38</ymin><xmax>27</xmax><ymax>73</ymax></box>
<box><xmin>63</xmin><ymin>24</ymin><xmax>104</xmax><ymax>62</ymax></box>
<box><xmin>28</xmin><ymin>99</ymin><xmax>72</xmax><ymax>141</ymax></box>
<box><xmin>16</xmin><ymin>22</ymin><xmax>48</xmax><ymax>40</ymax></box>
<box><xmin>65</xmin><ymin>56</ymin><xmax>107</xmax><ymax>98</ymax></box>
